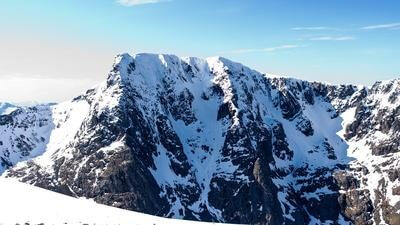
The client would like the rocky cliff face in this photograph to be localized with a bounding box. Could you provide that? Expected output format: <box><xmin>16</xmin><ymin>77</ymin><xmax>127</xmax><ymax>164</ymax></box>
<box><xmin>1</xmin><ymin>53</ymin><xmax>400</xmax><ymax>225</ymax></box>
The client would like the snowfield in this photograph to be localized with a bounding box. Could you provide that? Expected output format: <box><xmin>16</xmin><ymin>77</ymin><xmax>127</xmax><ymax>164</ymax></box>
<box><xmin>0</xmin><ymin>178</ymin><xmax>232</xmax><ymax>225</ymax></box>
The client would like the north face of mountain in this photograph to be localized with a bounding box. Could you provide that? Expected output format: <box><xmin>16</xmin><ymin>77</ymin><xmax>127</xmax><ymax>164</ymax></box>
<box><xmin>1</xmin><ymin>53</ymin><xmax>400</xmax><ymax>225</ymax></box>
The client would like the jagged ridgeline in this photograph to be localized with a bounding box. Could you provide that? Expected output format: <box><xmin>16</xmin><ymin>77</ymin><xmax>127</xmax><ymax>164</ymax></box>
<box><xmin>1</xmin><ymin>53</ymin><xmax>400</xmax><ymax>225</ymax></box>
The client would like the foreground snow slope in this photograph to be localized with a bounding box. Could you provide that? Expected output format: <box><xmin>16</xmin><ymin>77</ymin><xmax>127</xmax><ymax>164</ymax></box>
<box><xmin>0</xmin><ymin>178</ymin><xmax>231</xmax><ymax>225</ymax></box>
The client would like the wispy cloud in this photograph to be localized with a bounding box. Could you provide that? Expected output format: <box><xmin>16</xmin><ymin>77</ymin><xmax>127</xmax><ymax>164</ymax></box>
<box><xmin>310</xmin><ymin>36</ymin><xmax>355</xmax><ymax>41</ymax></box>
<box><xmin>361</xmin><ymin>22</ymin><xmax>400</xmax><ymax>30</ymax></box>
<box><xmin>223</xmin><ymin>45</ymin><xmax>300</xmax><ymax>54</ymax></box>
<box><xmin>117</xmin><ymin>0</ymin><xmax>168</xmax><ymax>6</ymax></box>
<box><xmin>291</xmin><ymin>26</ymin><xmax>329</xmax><ymax>31</ymax></box>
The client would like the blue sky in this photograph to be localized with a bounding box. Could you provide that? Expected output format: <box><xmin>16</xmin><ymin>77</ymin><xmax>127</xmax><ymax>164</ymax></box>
<box><xmin>0</xmin><ymin>0</ymin><xmax>399</xmax><ymax>102</ymax></box>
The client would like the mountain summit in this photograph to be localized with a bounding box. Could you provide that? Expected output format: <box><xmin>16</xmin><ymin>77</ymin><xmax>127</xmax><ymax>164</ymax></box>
<box><xmin>1</xmin><ymin>53</ymin><xmax>400</xmax><ymax>225</ymax></box>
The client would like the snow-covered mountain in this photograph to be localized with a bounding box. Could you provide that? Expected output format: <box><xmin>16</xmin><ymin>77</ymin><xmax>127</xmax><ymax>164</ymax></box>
<box><xmin>0</xmin><ymin>102</ymin><xmax>18</xmax><ymax>115</ymax></box>
<box><xmin>1</xmin><ymin>53</ymin><xmax>400</xmax><ymax>225</ymax></box>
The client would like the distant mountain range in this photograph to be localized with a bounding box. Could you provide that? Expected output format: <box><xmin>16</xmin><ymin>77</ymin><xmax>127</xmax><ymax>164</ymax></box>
<box><xmin>1</xmin><ymin>53</ymin><xmax>400</xmax><ymax>225</ymax></box>
<box><xmin>0</xmin><ymin>102</ymin><xmax>17</xmax><ymax>115</ymax></box>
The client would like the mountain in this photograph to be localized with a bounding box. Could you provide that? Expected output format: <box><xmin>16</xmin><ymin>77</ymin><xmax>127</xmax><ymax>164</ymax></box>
<box><xmin>1</xmin><ymin>53</ymin><xmax>399</xmax><ymax>225</ymax></box>
<box><xmin>0</xmin><ymin>177</ymin><xmax>234</xmax><ymax>225</ymax></box>
<box><xmin>0</xmin><ymin>102</ymin><xmax>18</xmax><ymax>115</ymax></box>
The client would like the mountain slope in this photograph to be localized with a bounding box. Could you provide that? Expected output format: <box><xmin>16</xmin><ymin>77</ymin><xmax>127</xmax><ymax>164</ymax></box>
<box><xmin>0</xmin><ymin>177</ymin><xmax>234</xmax><ymax>225</ymax></box>
<box><xmin>1</xmin><ymin>53</ymin><xmax>399</xmax><ymax>224</ymax></box>
<box><xmin>0</xmin><ymin>102</ymin><xmax>18</xmax><ymax>115</ymax></box>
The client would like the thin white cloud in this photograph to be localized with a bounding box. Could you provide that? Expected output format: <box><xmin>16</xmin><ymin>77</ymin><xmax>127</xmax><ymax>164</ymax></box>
<box><xmin>310</xmin><ymin>36</ymin><xmax>355</xmax><ymax>41</ymax></box>
<box><xmin>223</xmin><ymin>45</ymin><xmax>300</xmax><ymax>54</ymax></box>
<box><xmin>291</xmin><ymin>26</ymin><xmax>328</xmax><ymax>31</ymax></box>
<box><xmin>361</xmin><ymin>22</ymin><xmax>400</xmax><ymax>30</ymax></box>
<box><xmin>117</xmin><ymin>0</ymin><xmax>168</xmax><ymax>6</ymax></box>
